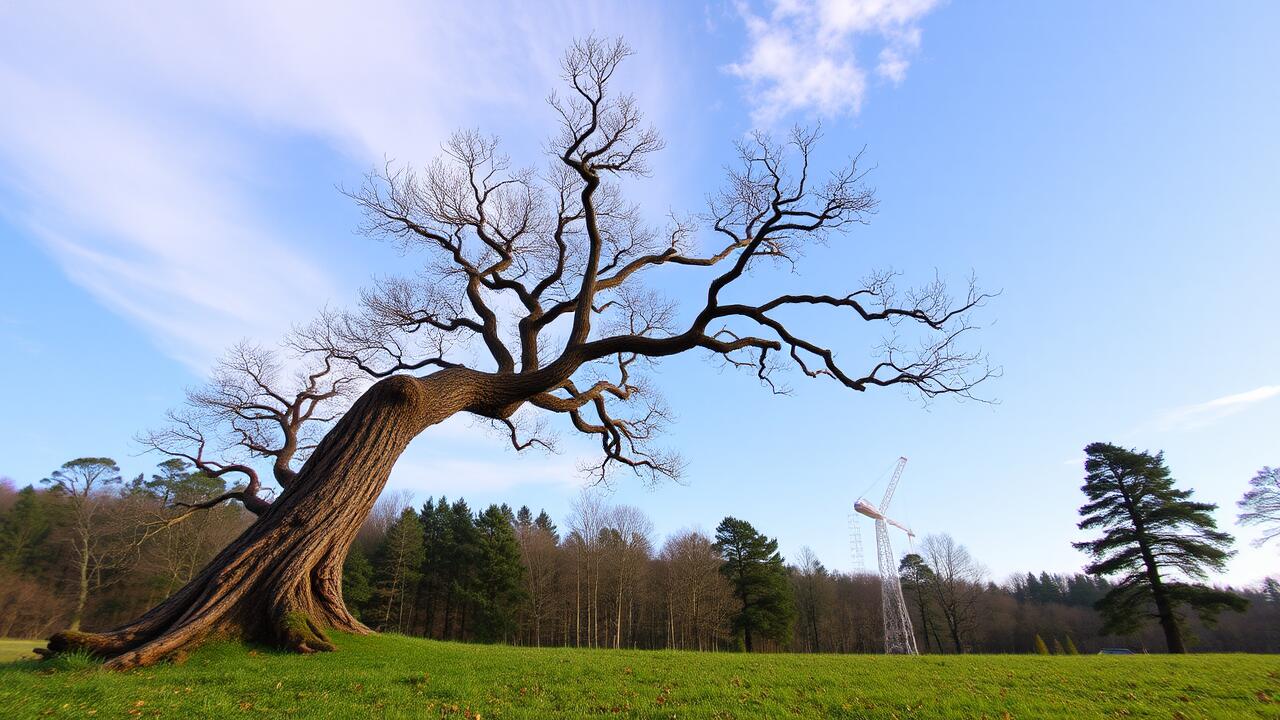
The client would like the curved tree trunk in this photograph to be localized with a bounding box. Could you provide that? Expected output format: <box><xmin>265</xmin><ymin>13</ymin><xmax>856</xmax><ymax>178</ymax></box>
<box><xmin>43</xmin><ymin>374</ymin><xmax>475</xmax><ymax>669</ymax></box>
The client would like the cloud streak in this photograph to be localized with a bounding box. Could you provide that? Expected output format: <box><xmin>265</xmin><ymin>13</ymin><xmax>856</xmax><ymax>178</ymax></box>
<box><xmin>1156</xmin><ymin>385</ymin><xmax>1280</xmax><ymax>431</ymax></box>
<box><xmin>0</xmin><ymin>1</ymin><xmax>674</xmax><ymax>372</ymax></box>
<box><xmin>728</xmin><ymin>0</ymin><xmax>940</xmax><ymax>124</ymax></box>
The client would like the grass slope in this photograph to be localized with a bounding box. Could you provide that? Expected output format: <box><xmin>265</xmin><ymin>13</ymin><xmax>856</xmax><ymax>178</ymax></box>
<box><xmin>1</xmin><ymin>634</ymin><xmax>1277</xmax><ymax>719</ymax></box>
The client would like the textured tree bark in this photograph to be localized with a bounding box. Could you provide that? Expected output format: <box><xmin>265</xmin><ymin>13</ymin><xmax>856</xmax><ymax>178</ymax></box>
<box><xmin>43</xmin><ymin>373</ymin><xmax>474</xmax><ymax>669</ymax></box>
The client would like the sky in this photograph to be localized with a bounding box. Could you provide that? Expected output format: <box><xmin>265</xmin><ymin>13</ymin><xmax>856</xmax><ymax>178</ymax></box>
<box><xmin>1</xmin><ymin>1</ymin><xmax>1277</xmax><ymax>587</ymax></box>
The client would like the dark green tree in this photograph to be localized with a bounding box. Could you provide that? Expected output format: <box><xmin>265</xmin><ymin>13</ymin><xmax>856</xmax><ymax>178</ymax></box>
<box><xmin>515</xmin><ymin>505</ymin><xmax>534</xmax><ymax>529</ymax></box>
<box><xmin>442</xmin><ymin>498</ymin><xmax>480</xmax><ymax>639</ymax></box>
<box><xmin>342</xmin><ymin>545</ymin><xmax>374</xmax><ymax>620</ymax></box>
<box><xmin>131</xmin><ymin>459</ymin><xmax>227</xmax><ymax>505</ymax></box>
<box><xmin>0</xmin><ymin>485</ymin><xmax>54</xmax><ymax>573</ymax></box>
<box><xmin>470</xmin><ymin>504</ymin><xmax>527</xmax><ymax>643</ymax></box>
<box><xmin>369</xmin><ymin>507</ymin><xmax>425</xmax><ymax>633</ymax></box>
<box><xmin>1073</xmin><ymin>442</ymin><xmax>1246</xmax><ymax>653</ymax></box>
<box><xmin>534</xmin><ymin>510</ymin><xmax>559</xmax><ymax>540</ymax></box>
<box><xmin>713</xmin><ymin>517</ymin><xmax>794</xmax><ymax>652</ymax></box>
<box><xmin>900</xmin><ymin>553</ymin><xmax>943</xmax><ymax>652</ymax></box>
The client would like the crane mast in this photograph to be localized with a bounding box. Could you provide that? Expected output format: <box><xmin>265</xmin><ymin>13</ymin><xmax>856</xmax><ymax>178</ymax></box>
<box><xmin>853</xmin><ymin>456</ymin><xmax>918</xmax><ymax>655</ymax></box>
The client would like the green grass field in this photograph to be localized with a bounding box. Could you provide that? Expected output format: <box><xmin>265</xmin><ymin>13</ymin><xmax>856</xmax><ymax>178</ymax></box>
<box><xmin>0</xmin><ymin>638</ymin><xmax>41</xmax><ymax>663</ymax></box>
<box><xmin>1</xmin><ymin>634</ymin><xmax>1277</xmax><ymax>719</ymax></box>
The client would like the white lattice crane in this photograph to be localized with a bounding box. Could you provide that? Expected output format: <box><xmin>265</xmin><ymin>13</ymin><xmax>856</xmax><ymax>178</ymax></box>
<box><xmin>853</xmin><ymin>456</ymin><xmax>919</xmax><ymax>655</ymax></box>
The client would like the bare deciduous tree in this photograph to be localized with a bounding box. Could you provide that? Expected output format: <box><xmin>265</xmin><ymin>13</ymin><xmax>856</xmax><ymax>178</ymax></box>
<box><xmin>46</xmin><ymin>37</ymin><xmax>992</xmax><ymax>668</ymax></box>
<box><xmin>605</xmin><ymin>504</ymin><xmax>653</xmax><ymax>648</ymax></box>
<box><xmin>658</xmin><ymin>529</ymin><xmax>734</xmax><ymax>651</ymax></box>
<box><xmin>921</xmin><ymin>533</ymin><xmax>985</xmax><ymax>653</ymax></box>
<box><xmin>41</xmin><ymin>458</ymin><xmax>129</xmax><ymax>630</ymax></box>
<box><xmin>1239</xmin><ymin>466</ymin><xmax>1280</xmax><ymax>548</ymax></box>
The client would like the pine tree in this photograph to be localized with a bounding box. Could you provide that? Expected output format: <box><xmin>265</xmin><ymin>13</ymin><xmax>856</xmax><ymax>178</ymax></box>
<box><xmin>900</xmin><ymin>553</ymin><xmax>942</xmax><ymax>652</ymax></box>
<box><xmin>414</xmin><ymin>496</ymin><xmax>447</xmax><ymax>636</ymax></box>
<box><xmin>515</xmin><ymin>505</ymin><xmax>533</xmax><ymax>529</ymax></box>
<box><xmin>342</xmin><ymin>545</ymin><xmax>374</xmax><ymax>620</ymax></box>
<box><xmin>471</xmin><ymin>504</ymin><xmax>527</xmax><ymax>643</ymax></box>
<box><xmin>534</xmin><ymin>510</ymin><xmax>559</xmax><ymax>540</ymax></box>
<box><xmin>1064</xmin><ymin>635</ymin><xmax>1080</xmax><ymax>655</ymax></box>
<box><xmin>713</xmin><ymin>517</ymin><xmax>795</xmax><ymax>652</ymax></box>
<box><xmin>369</xmin><ymin>508</ymin><xmax>425</xmax><ymax>633</ymax></box>
<box><xmin>443</xmin><ymin>498</ymin><xmax>480</xmax><ymax>639</ymax></box>
<box><xmin>1051</xmin><ymin>637</ymin><xmax>1065</xmax><ymax>655</ymax></box>
<box><xmin>1073</xmin><ymin>442</ymin><xmax>1247</xmax><ymax>653</ymax></box>
<box><xmin>0</xmin><ymin>485</ymin><xmax>53</xmax><ymax>573</ymax></box>
<box><xmin>1034</xmin><ymin>634</ymin><xmax>1049</xmax><ymax>655</ymax></box>
<box><xmin>135</xmin><ymin>459</ymin><xmax>226</xmax><ymax>505</ymax></box>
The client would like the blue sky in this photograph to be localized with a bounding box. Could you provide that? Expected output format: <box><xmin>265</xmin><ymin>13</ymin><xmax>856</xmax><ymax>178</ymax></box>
<box><xmin>1</xmin><ymin>1</ymin><xmax>1277</xmax><ymax>586</ymax></box>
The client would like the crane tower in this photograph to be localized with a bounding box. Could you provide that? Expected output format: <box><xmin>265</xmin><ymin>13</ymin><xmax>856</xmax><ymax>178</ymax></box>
<box><xmin>853</xmin><ymin>456</ymin><xmax>919</xmax><ymax>655</ymax></box>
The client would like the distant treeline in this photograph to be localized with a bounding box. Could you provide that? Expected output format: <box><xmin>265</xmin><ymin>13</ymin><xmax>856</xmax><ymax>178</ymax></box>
<box><xmin>2</xmin><ymin>464</ymin><xmax>1277</xmax><ymax>653</ymax></box>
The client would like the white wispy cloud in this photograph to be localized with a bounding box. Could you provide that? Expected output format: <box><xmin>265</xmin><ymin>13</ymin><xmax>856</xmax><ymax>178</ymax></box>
<box><xmin>0</xmin><ymin>1</ymin><xmax>674</xmax><ymax>372</ymax></box>
<box><xmin>1156</xmin><ymin>385</ymin><xmax>1280</xmax><ymax>431</ymax></box>
<box><xmin>728</xmin><ymin>0</ymin><xmax>940</xmax><ymax>124</ymax></box>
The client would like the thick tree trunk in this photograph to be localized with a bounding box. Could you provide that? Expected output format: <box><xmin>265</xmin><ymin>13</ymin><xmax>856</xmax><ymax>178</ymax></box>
<box><xmin>42</xmin><ymin>373</ymin><xmax>475</xmax><ymax>669</ymax></box>
<box><xmin>1154</xmin><ymin>590</ymin><xmax>1186</xmax><ymax>654</ymax></box>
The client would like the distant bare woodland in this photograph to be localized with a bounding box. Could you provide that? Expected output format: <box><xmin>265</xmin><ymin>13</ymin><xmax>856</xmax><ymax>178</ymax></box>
<box><xmin>2</xmin><ymin>473</ymin><xmax>1276</xmax><ymax>653</ymax></box>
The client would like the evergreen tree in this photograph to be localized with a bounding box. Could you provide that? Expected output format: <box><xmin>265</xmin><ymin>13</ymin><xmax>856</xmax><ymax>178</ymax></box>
<box><xmin>713</xmin><ymin>517</ymin><xmax>794</xmax><ymax>651</ymax></box>
<box><xmin>1038</xmin><ymin>572</ymin><xmax>1063</xmax><ymax>604</ymax></box>
<box><xmin>515</xmin><ymin>505</ymin><xmax>533</xmax><ymax>529</ymax></box>
<box><xmin>132</xmin><ymin>459</ymin><xmax>226</xmax><ymax>505</ymax></box>
<box><xmin>443</xmin><ymin>498</ymin><xmax>480</xmax><ymax>639</ymax></box>
<box><xmin>534</xmin><ymin>510</ymin><xmax>559</xmax><ymax>541</ymax></box>
<box><xmin>1051</xmin><ymin>637</ymin><xmax>1065</xmax><ymax>655</ymax></box>
<box><xmin>1022</xmin><ymin>572</ymin><xmax>1041</xmax><ymax>603</ymax></box>
<box><xmin>900</xmin><ymin>553</ymin><xmax>942</xmax><ymax>652</ymax></box>
<box><xmin>342</xmin><ymin>545</ymin><xmax>374</xmax><ymax>619</ymax></box>
<box><xmin>0</xmin><ymin>485</ymin><xmax>53</xmax><ymax>573</ymax></box>
<box><xmin>1064</xmin><ymin>635</ymin><xmax>1080</xmax><ymax>655</ymax></box>
<box><xmin>471</xmin><ymin>504</ymin><xmax>527</xmax><ymax>643</ymax></box>
<box><xmin>369</xmin><ymin>508</ymin><xmax>425</xmax><ymax>633</ymax></box>
<box><xmin>1073</xmin><ymin>442</ymin><xmax>1246</xmax><ymax>653</ymax></box>
<box><xmin>414</xmin><ymin>496</ymin><xmax>448</xmax><ymax>636</ymax></box>
<box><xmin>1034</xmin><ymin>633</ymin><xmax>1049</xmax><ymax>655</ymax></box>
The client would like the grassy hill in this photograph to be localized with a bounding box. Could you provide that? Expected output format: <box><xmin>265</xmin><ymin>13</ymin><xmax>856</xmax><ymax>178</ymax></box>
<box><xmin>1</xmin><ymin>633</ymin><xmax>1277</xmax><ymax>719</ymax></box>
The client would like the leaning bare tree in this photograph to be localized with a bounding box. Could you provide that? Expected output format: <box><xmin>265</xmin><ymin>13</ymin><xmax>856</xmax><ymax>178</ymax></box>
<box><xmin>44</xmin><ymin>37</ymin><xmax>992</xmax><ymax>668</ymax></box>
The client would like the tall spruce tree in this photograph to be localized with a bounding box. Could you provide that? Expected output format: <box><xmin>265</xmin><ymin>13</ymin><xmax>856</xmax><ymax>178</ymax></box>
<box><xmin>713</xmin><ymin>517</ymin><xmax>794</xmax><ymax>652</ymax></box>
<box><xmin>341</xmin><ymin>545</ymin><xmax>374</xmax><ymax>620</ymax></box>
<box><xmin>471</xmin><ymin>504</ymin><xmax>527</xmax><ymax>643</ymax></box>
<box><xmin>443</xmin><ymin>498</ymin><xmax>480</xmax><ymax>639</ymax></box>
<box><xmin>534</xmin><ymin>510</ymin><xmax>559</xmax><ymax>539</ymax></box>
<box><xmin>1073</xmin><ymin>442</ymin><xmax>1246</xmax><ymax>653</ymax></box>
<box><xmin>0</xmin><ymin>486</ymin><xmax>53</xmax><ymax>573</ymax></box>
